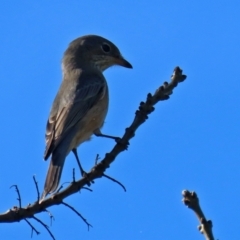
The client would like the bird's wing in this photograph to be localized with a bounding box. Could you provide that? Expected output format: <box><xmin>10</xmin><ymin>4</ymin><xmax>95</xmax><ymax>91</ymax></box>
<box><xmin>44</xmin><ymin>74</ymin><xmax>105</xmax><ymax>159</ymax></box>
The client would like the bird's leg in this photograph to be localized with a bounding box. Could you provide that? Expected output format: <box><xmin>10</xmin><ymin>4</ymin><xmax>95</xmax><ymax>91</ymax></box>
<box><xmin>94</xmin><ymin>128</ymin><xmax>129</xmax><ymax>150</ymax></box>
<box><xmin>72</xmin><ymin>148</ymin><xmax>86</xmax><ymax>177</ymax></box>
<box><xmin>93</xmin><ymin>129</ymin><xmax>120</xmax><ymax>142</ymax></box>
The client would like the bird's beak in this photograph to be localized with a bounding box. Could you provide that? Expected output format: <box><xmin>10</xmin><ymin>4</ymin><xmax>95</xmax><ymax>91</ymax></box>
<box><xmin>115</xmin><ymin>56</ymin><xmax>133</xmax><ymax>69</ymax></box>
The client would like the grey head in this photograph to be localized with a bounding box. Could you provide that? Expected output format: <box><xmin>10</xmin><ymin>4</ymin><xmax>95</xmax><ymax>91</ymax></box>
<box><xmin>62</xmin><ymin>35</ymin><xmax>132</xmax><ymax>72</ymax></box>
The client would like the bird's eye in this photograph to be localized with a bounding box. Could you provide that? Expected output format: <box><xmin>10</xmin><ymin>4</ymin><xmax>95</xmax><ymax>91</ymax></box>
<box><xmin>101</xmin><ymin>43</ymin><xmax>111</xmax><ymax>53</ymax></box>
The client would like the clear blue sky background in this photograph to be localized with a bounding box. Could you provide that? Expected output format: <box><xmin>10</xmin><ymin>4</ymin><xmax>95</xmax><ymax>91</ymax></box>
<box><xmin>0</xmin><ymin>1</ymin><xmax>239</xmax><ymax>239</ymax></box>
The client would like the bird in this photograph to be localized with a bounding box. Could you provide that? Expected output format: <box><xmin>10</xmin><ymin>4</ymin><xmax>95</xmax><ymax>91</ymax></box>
<box><xmin>41</xmin><ymin>35</ymin><xmax>132</xmax><ymax>200</ymax></box>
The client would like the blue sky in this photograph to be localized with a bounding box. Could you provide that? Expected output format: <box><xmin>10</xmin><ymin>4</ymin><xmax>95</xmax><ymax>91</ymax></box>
<box><xmin>0</xmin><ymin>1</ymin><xmax>239</xmax><ymax>239</ymax></box>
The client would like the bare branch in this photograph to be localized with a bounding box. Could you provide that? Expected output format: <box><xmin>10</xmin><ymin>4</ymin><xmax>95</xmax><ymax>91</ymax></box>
<box><xmin>103</xmin><ymin>174</ymin><xmax>126</xmax><ymax>192</ymax></box>
<box><xmin>72</xmin><ymin>168</ymin><xmax>76</xmax><ymax>182</ymax></box>
<box><xmin>182</xmin><ymin>190</ymin><xmax>215</xmax><ymax>240</ymax></box>
<box><xmin>32</xmin><ymin>215</ymin><xmax>55</xmax><ymax>240</ymax></box>
<box><xmin>10</xmin><ymin>185</ymin><xmax>22</xmax><ymax>208</ymax></box>
<box><xmin>44</xmin><ymin>209</ymin><xmax>55</xmax><ymax>226</ymax></box>
<box><xmin>95</xmin><ymin>154</ymin><xmax>100</xmax><ymax>165</ymax></box>
<box><xmin>80</xmin><ymin>187</ymin><xmax>93</xmax><ymax>192</ymax></box>
<box><xmin>61</xmin><ymin>202</ymin><xmax>92</xmax><ymax>230</ymax></box>
<box><xmin>56</xmin><ymin>182</ymin><xmax>70</xmax><ymax>193</ymax></box>
<box><xmin>24</xmin><ymin>218</ymin><xmax>40</xmax><ymax>237</ymax></box>
<box><xmin>33</xmin><ymin>175</ymin><xmax>40</xmax><ymax>202</ymax></box>
<box><xmin>0</xmin><ymin>67</ymin><xmax>187</xmax><ymax>228</ymax></box>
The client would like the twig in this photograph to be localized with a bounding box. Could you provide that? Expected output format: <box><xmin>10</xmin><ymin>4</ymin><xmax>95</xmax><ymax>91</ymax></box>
<box><xmin>33</xmin><ymin>175</ymin><xmax>40</xmax><ymax>201</ymax></box>
<box><xmin>62</xmin><ymin>201</ymin><xmax>92</xmax><ymax>230</ymax></box>
<box><xmin>81</xmin><ymin>187</ymin><xmax>93</xmax><ymax>192</ymax></box>
<box><xmin>72</xmin><ymin>168</ymin><xmax>76</xmax><ymax>182</ymax></box>
<box><xmin>103</xmin><ymin>174</ymin><xmax>126</xmax><ymax>192</ymax></box>
<box><xmin>95</xmin><ymin>154</ymin><xmax>100</xmax><ymax>165</ymax></box>
<box><xmin>32</xmin><ymin>215</ymin><xmax>55</xmax><ymax>240</ymax></box>
<box><xmin>10</xmin><ymin>185</ymin><xmax>22</xmax><ymax>208</ymax></box>
<box><xmin>24</xmin><ymin>218</ymin><xmax>40</xmax><ymax>237</ymax></box>
<box><xmin>44</xmin><ymin>209</ymin><xmax>55</xmax><ymax>226</ymax></box>
<box><xmin>56</xmin><ymin>182</ymin><xmax>71</xmax><ymax>193</ymax></box>
<box><xmin>182</xmin><ymin>190</ymin><xmax>215</xmax><ymax>240</ymax></box>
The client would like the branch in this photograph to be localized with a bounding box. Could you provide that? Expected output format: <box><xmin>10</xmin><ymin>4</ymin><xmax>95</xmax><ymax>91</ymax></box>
<box><xmin>10</xmin><ymin>185</ymin><xmax>22</xmax><ymax>208</ymax></box>
<box><xmin>33</xmin><ymin>175</ymin><xmax>40</xmax><ymax>202</ymax></box>
<box><xmin>61</xmin><ymin>202</ymin><xmax>92</xmax><ymax>230</ymax></box>
<box><xmin>102</xmin><ymin>173</ymin><xmax>126</xmax><ymax>192</ymax></box>
<box><xmin>0</xmin><ymin>67</ymin><xmax>186</xmax><ymax>227</ymax></box>
<box><xmin>24</xmin><ymin>218</ymin><xmax>40</xmax><ymax>237</ymax></box>
<box><xmin>32</xmin><ymin>216</ymin><xmax>55</xmax><ymax>240</ymax></box>
<box><xmin>182</xmin><ymin>190</ymin><xmax>215</xmax><ymax>240</ymax></box>
<box><xmin>44</xmin><ymin>209</ymin><xmax>55</xmax><ymax>226</ymax></box>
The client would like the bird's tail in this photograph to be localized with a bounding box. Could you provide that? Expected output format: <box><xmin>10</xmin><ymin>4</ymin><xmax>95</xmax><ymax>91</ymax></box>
<box><xmin>40</xmin><ymin>153</ymin><xmax>65</xmax><ymax>201</ymax></box>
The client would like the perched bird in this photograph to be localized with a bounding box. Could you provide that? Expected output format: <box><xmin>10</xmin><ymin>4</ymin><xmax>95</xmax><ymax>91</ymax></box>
<box><xmin>41</xmin><ymin>35</ymin><xmax>132</xmax><ymax>200</ymax></box>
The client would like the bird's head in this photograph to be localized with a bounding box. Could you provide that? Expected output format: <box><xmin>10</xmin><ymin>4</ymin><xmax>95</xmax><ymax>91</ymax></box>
<box><xmin>63</xmin><ymin>35</ymin><xmax>132</xmax><ymax>72</ymax></box>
